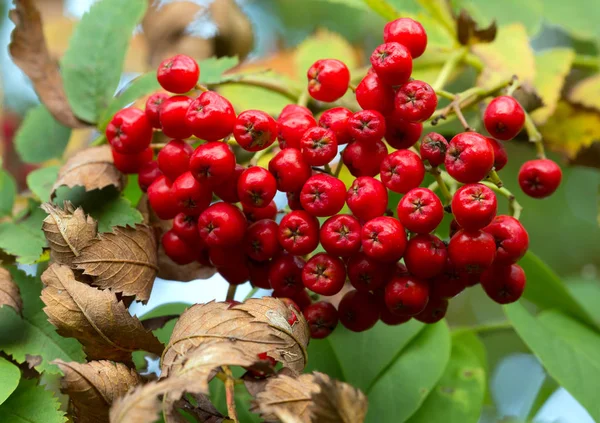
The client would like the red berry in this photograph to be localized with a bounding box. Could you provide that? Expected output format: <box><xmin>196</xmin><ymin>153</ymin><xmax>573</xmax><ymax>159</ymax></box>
<box><xmin>300</xmin><ymin>174</ymin><xmax>346</xmax><ymax>217</ymax></box>
<box><xmin>445</xmin><ymin>132</ymin><xmax>495</xmax><ymax>183</ymax></box>
<box><xmin>186</xmin><ymin>91</ymin><xmax>236</xmax><ymax>141</ymax></box>
<box><xmin>269</xmin><ymin>254</ymin><xmax>305</xmax><ymax>297</ymax></box>
<box><xmin>380</xmin><ymin>306</ymin><xmax>412</xmax><ymax>325</ymax></box>
<box><xmin>338</xmin><ymin>290</ymin><xmax>380</xmax><ymax>332</ymax></box>
<box><xmin>361</xmin><ymin>216</ymin><xmax>407</xmax><ymax>262</ymax></box>
<box><xmin>302</xmin><ymin>253</ymin><xmax>346</xmax><ymax>296</ymax></box>
<box><xmin>488</xmin><ymin>137</ymin><xmax>508</xmax><ymax>171</ymax></box>
<box><xmin>483</xmin><ymin>215</ymin><xmax>529</xmax><ymax>264</ymax></box>
<box><xmin>404</xmin><ymin>234</ymin><xmax>447</xmax><ymax>279</ymax></box>
<box><xmin>111</xmin><ymin>147</ymin><xmax>152</xmax><ymax>174</ymax></box>
<box><xmin>300</xmin><ymin>127</ymin><xmax>338</xmax><ymax>166</ymax></box>
<box><xmin>233</xmin><ymin>110</ymin><xmax>277</xmax><ymax>152</ymax></box>
<box><xmin>138</xmin><ymin>161</ymin><xmax>162</xmax><ymax>192</ymax></box>
<box><xmin>347</xmin><ymin>110</ymin><xmax>386</xmax><ymax>144</ymax></box>
<box><xmin>383</xmin><ymin>17</ymin><xmax>427</xmax><ymax>58</ymax></box>
<box><xmin>243</xmin><ymin>200</ymin><xmax>277</xmax><ymax>223</ymax></box>
<box><xmin>172</xmin><ymin>213</ymin><xmax>202</xmax><ymax>246</ymax></box>
<box><xmin>394</xmin><ymin>80</ymin><xmax>437</xmax><ymax>122</ymax></box>
<box><xmin>384</xmin><ymin>114</ymin><xmax>423</xmax><ymax>149</ymax></box>
<box><xmin>396</xmin><ymin>188</ymin><xmax>444</xmax><ymax>234</ymax></box>
<box><xmin>278</xmin><ymin>112</ymin><xmax>316</xmax><ymax>149</ymax></box>
<box><xmin>307</xmin><ymin>59</ymin><xmax>350</xmax><ymax>102</ymax></box>
<box><xmin>346</xmin><ymin>176</ymin><xmax>388</xmax><ymax>222</ymax></box>
<box><xmin>342</xmin><ymin>139</ymin><xmax>387</xmax><ymax>177</ymax></box>
<box><xmin>420</xmin><ymin>132</ymin><xmax>448</xmax><ymax>167</ymax></box>
<box><xmin>157</xmin><ymin>54</ymin><xmax>199</xmax><ymax>94</ymax></box>
<box><xmin>237</xmin><ymin>166</ymin><xmax>277</xmax><ymax>208</ymax></box>
<box><xmin>384</xmin><ymin>275</ymin><xmax>429</xmax><ymax>316</ymax></box>
<box><xmin>189</xmin><ymin>141</ymin><xmax>236</xmax><ymax>187</ymax></box>
<box><xmin>244</xmin><ymin>219</ymin><xmax>281</xmax><ymax>262</ymax></box>
<box><xmin>219</xmin><ymin>264</ymin><xmax>250</xmax><ymax>286</ymax></box>
<box><xmin>209</xmin><ymin>244</ymin><xmax>245</xmax><ymax>268</ymax></box>
<box><xmin>370</xmin><ymin>42</ymin><xmax>413</xmax><ymax>86</ymax></box>
<box><xmin>451</xmin><ymin>183</ymin><xmax>497</xmax><ymax>231</ymax></box>
<box><xmin>483</xmin><ymin>96</ymin><xmax>525</xmax><ymax>141</ymax></box>
<box><xmin>347</xmin><ymin>252</ymin><xmax>392</xmax><ymax>292</ymax></box>
<box><xmin>286</xmin><ymin>191</ymin><xmax>303</xmax><ymax>211</ymax></box>
<box><xmin>414</xmin><ymin>295</ymin><xmax>448</xmax><ymax>323</ymax></box>
<box><xmin>248</xmin><ymin>259</ymin><xmax>272</xmax><ymax>289</ymax></box>
<box><xmin>269</xmin><ymin>148</ymin><xmax>312</xmax><ymax>192</ymax></box>
<box><xmin>159</xmin><ymin>95</ymin><xmax>193</xmax><ymax>139</ymax></box>
<box><xmin>320</xmin><ymin>214</ymin><xmax>362</xmax><ymax>257</ymax></box>
<box><xmin>303</xmin><ymin>302</ymin><xmax>339</xmax><ymax>339</ymax></box>
<box><xmin>157</xmin><ymin>139</ymin><xmax>194</xmax><ymax>181</ymax></box>
<box><xmin>213</xmin><ymin>164</ymin><xmax>244</xmax><ymax>203</ymax></box>
<box><xmin>380</xmin><ymin>149</ymin><xmax>425</xmax><ymax>194</ymax></box>
<box><xmin>147</xmin><ymin>175</ymin><xmax>179</xmax><ymax>220</ymax></box>
<box><xmin>278</xmin><ymin>210</ymin><xmax>319</xmax><ymax>255</ymax></box>
<box><xmin>355</xmin><ymin>73</ymin><xmax>395</xmax><ymax>114</ymax></box>
<box><xmin>106</xmin><ymin>108</ymin><xmax>153</xmax><ymax>154</ymax></box>
<box><xmin>448</xmin><ymin>229</ymin><xmax>496</xmax><ymax>273</ymax></box>
<box><xmin>279</xmin><ymin>104</ymin><xmax>312</xmax><ymax>121</ymax></box>
<box><xmin>162</xmin><ymin>230</ymin><xmax>198</xmax><ymax>265</ymax></box>
<box><xmin>172</xmin><ymin>171</ymin><xmax>212</xmax><ymax>216</ymax></box>
<box><xmin>430</xmin><ymin>259</ymin><xmax>469</xmax><ymax>299</ymax></box>
<box><xmin>481</xmin><ymin>263</ymin><xmax>526</xmax><ymax>304</ymax></box>
<box><xmin>518</xmin><ymin>159</ymin><xmax>562</xmax><ymax>198</ymax></box>
<box><xmin>198</xmin><ymin>202</ymin><xmax>247</xmax><ymax>247</ymax></box>
<box><xmin>145</xmin><ymin>92</ymin><xmax>169</xmax><ymax>128</ymax></box>
<box><xmin>319</xmin><ymin>107</ymin><xmax>353</xmax><ymax>145</ymax></box>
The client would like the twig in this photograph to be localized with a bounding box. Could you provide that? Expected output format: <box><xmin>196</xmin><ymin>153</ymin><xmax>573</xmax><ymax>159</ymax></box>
<box><xmin>226</xmin><ymin>284</ymin><xmax>237</xmax><ymax>302</ymax></box>
<box><xmin>431</xmin><ymin>47</ymin><xmax>468</xmax><ymax>91</ymax></box>
<box><xmin>223</xmin><ymin>366</ymin><xmax>239</xmax><ymax>423</ymax></box>
<box><xmin>436</xmin><ymin>89</ymin><xmax>455</xmax><ymax>101</ymax></box>
<box><xmin>523</xmin><ymin>113</ymin><xmax>546</xmax><ymax>159</ymax></box>
<box><xmin>297</xmin><ymin>88</ymin><xmax>310</xmax><ymax>107</ymax></box>
<box><xmin>429</xmin><ymin>167</ymin><xmax>453</xmax><ymax>204</ymax></box>
<box><xmin>333</xmin><ymin>160</ymin><xmax>345</xmax><ymax>178</ymax></box>
<box><xmin>452</xmin><ymin>99</ymin><xmax>474</xmax><ymax>131</ymax></box>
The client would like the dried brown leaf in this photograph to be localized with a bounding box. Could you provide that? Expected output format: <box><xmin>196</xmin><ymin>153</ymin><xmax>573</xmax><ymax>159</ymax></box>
<box><xmin>54</xmin><ymin>359</ymin><xmax>143</xmax><ymax>423</ymax></box>
<box><xmin>141</xmin><ymin>314</ymin><xmax>180</xmax><ymax>332</ymax></box>
<box><xmin>73</xmin><ymin>224</ymin><xmax>158</xmax><ymax>302</ymax></box>
<box><xmin>51</xmin><ymin>146</ymin><xmax>127</xmax><ymax>198</ymax></box>
<box><xmin>456</xmin><ymin>9</ymin><xmax>497</xmax><ymax>46</ymax></box>
<box><xmin>8</xmin><ymin>0</ymin><xmax>89</xmax><ymax>128</ymax></box>
<box><xmin>173</xmin><ymin>394</ymin><xmax>226</xmax><ymax>423</ymax></box>
<box><xmin>309</xmin><ymin>373</ymin><xmax>368</xmax><ymax>423</ymax></box>
<box><xmin>0</xmin><ymin>266</ymin><xmax>22</xmax><ymax>313</ymax></box>
<box><xmin>41</xmin><ymin>264</ymin><xmax>164</xmax><ymax>362</ymax></box>
<box><xmin>41</xmin><ymin>202</ymin><xmax>98</xmax><ymax>268</ymax></box>
<box><xmin>109</xmin><ymin>380</ymin><xmax>164</xmax><ymax>423</ymax></box>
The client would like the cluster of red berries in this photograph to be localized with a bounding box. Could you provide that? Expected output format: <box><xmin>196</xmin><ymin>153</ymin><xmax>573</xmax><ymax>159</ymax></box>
<box><xmin>105</xmin><ymin>17</ymin><xmax>562</xmax><ymax>339</ymax></box>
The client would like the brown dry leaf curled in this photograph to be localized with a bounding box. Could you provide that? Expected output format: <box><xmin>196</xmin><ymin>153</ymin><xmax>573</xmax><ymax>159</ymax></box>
<box><xmin>51</xmin><ymin>146</ymin><xmax>126</xmax><ymax>198</ymax></box>
<box><xmin>309</xmin><ymin>373</ymin><xmax>368</xmax><ymax>423</ymax></box>
<box><xmin>53</xmin><ymin>359</ymin><xmax>143</xmax><ymax>423</ymax></box>
<box><xmin>73</xmin><ymin>224</ymin><xmax>158</xmax><ymax>302</ymax></box>
<box><xmin>0</xmin><ymin>267</ymin><xmax>22</xmax><ymax>313</ymax></box>
<box><xmin>8</xmin><ymin>0</ymin><xmax>89</xmax><ymax>128</ymax></box>
<box><xmin>41</xmin><ymin>264</ymin><xmax>164</xmax><ymax>362</ymax></box>
<box><xmin>109</xmin><ymin>380</ymin><xmax>164</xmax><ymax>423</ymax></box>
<box><xmin>41</xmin><ymin>202</ymin><xmax>98</xmax><ymax>268</ymax></box>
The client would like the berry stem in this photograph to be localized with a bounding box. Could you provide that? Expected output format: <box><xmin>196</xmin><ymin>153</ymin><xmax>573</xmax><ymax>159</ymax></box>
<box><xmin>223</xmin><ymin>366</ymin><xmax>239</xmax><ymax>423</ymax></box>
<box><xmin>297</xmin><ymin>88</ymin><xmax>310</xmax><ymax>107</ymax></box>
<box><xmin>523</xmin><ymin>112</ymin><xmax>546</xmax><ymax>159</ymax></box>
<box><xmin>572</xmin><ymin>54</ymin><xmax>600</xmax><ymax>70</ymax></box>
<box><xmin>487</xmin><ymin>169</ymin><xmax>503</xmax><ymax>188</ymax></box>
<box><xmin>348</xmin><ymin>83</ymin><xmax>357</xmax><ymax>93</ymax></box>
<box><xmin>251</xmin><ymin>146</ymin><xmax>274</xmax><ymax>166</ymax></box>
<box><xmin>333</xmin><ymin>160</ymin><xmax>345</xmax><ymax>178</ymax></box>
<box><xmin>195</xmin><ymin>84</ymin><xmax>209</xmax><ymax>92</ymax></box>
<box><xmin>431</xmin><ymin>46</ymin><xmax>468</xmax><ymax>91</ymax></box>
<box><xmin>91</xmin><ymin>135</ymin><xmax>107</xmax><ymax>146</ymax></box>
<box><xmin>480</xmin><ymin>181</ymin><xmax>523</xmax><ymax>220</ymax></box>
<box><xmin>429</xmin><ymin>167</ymin><xmax>453</xmax><ymax>203</ymax></box>
<box><xmin>452</xmin><ymin>98</ymin><xmax>473</xmax><ymax>131</ymax></box>
<box><xmin>435</xmin><ymin>89</ymin><xmax>455</xmax><ymax>101</ymax></box>
<box><xmin>217</xmin><ymin>75</ymin><xmax>301</xmax><ymax>102</ymax></box>
<box><xmin>244</xmin><ymin>287</ymin><xmax>259</xmax><ymax>301</ymax></box>
<box><xmin>226</xmin><ymin>284</ymin><xmax>237</xmax><ymax>302</ymax></box>
<box><xmin>452</xmin><ymin>320</ymin><xmax>513</xmax><ymax>335</ymax></box>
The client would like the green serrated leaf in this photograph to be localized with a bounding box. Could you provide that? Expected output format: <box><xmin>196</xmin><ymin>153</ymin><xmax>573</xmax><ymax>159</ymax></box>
<box><xmin>0</xmin><ymin>356</ymin><xmax>20</xmax><ymax>405</ymax></box>
<box><xmin>27</xmin><ymin>166</ymin><xmax>60</xmax><ymax>203</ymax></box>
<box><xmin>89</xmin><ymin>197</ymin><xmax>144</xmax><ymax>233</ymax></box>
<box><xmin>199</xmin><ymin>56</ymin><xmax>240</xmax><ymax>85</ymax></box>
<box><xmin>0</xmin><ymin>207</ymin><xmax>47</xmax><ymax>264</ymax></box>
<box><xmin>305</xmin><ymin>338</ymin><xmax>345</xmax><ymax>380</ymax></box>
<box><xmin>14</xmin><ymin>105</ymin><xmax>71</xmax><ymax>164</ymax></box>
<box><xmin>0</xmin><ymin>169</ymin><xmax>16</xmax><ymax>217</ymax></box>
<box><xmin>0</xmin><ymin>379</ymin><xmax>66</xmax><ymax>423</ymax></box>
<box><xmin>0</xmin><ymin>267</ymin><xmax>85</xmax><ymax>374</ymax></box>
<box><xmin>61</xmin><ymin>0</ymin><xmax>147</xmax><ymax>122</ymax></box>
<box><xmin>122</xmin><ymin>174</ymin><xmax>144</xmax><ymax>207</ymax></box>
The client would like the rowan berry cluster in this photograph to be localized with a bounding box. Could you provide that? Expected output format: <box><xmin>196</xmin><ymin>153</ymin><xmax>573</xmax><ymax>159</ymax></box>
<box><xmin>106</xmin><ymin>17</ymin><xmax>562</xmax><ymax>340</ymax></box>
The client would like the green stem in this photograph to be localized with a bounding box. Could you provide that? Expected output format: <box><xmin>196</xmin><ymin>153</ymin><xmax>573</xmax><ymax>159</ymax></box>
<box><xmin>432</xmin><ymin>47</ymin><xmax>468</xmax><ymax>91</ymax></box>
<box><xmin>217</xmin><ymin>76</ymin><xmax>300</xmax><ymax>102</ymax></box>
<box><xmin>435</xmin><ymin>89</ymin><xmax>455</xmax><ymax>101</ymax></box>
<box><xmin>452</xmin><ymin>320</ymin><xmax>513</xmax><ymax>335</ymax></box>
<box><xmin>487</xmin><ymin>169</ymin><xmax>503</xmax><ymax>188</ymax></box>
<box><xmin>244</xmin><ymin>287</ymin><xmax>259</xmax><ymax>301</ymax></box>
<box><xmin>572</xmin><ymin>54</ymin><xmax>599</xmax><ymax>70</ymax></box>
<box><xmin>523</xmin><ymin>113</ymin><xmax>546</xmax><ymax>159</ymax></box>
<box><xmin>91</xmin><ymin>135</ymin><xmax>107</xmax><ymax>146</ymax></box>
<box><xmin>430</xmin><ymin>167</ymin><xmax>453</xmax><ymax>204</ymax></box>
<box><xmin>333</xmin><ymin>160</ymin><xmax>345</xmax><ymax>178</ymax></box>
<box><xmin>297</xmin><ymin>89</ymin><xmax>310</xmax><ymax>107</ymax></box>
<box><xmin>480</xmin><ymin>181</ymin><xmax>523</xmax><ymax>220</ymax></box>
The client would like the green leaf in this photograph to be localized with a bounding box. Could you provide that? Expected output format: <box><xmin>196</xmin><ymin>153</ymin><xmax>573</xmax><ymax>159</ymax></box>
<box><xmin>122</xmin><ymin>175</ymin><xmax>144</xmax><ymax>207</ymax></box>
<box><xmin>219</xmin><ymin>83</ymin><xmax>291</xmax><ymax>116</ymax></box>
<box><xmin>367</xmin><ymin>321</ymin><xmax>451</xmax><ymax>422</ymax></box>
<box><xmin>61</xmin><ymin>0</ymin><xmax>147</xmax><ymax>122</ymax></box>
<box><xmin>0</xmin><ymin>169</ymin><xmax>16</xmax><ymax>217</ymax></box>
<box><xmin>450</xmin><ymin>0</ymin><xmax>543</xmax><ymax>35</ymax></box>
<box><xmin>0</xmin><ymin>356</ymin><xmax>20</xmax><ymax>405</ymax></box>
<box><xmin>568</xmin><ymin>280</ymin><xmax>600</xmax><ymax>325</ymax></box>
<box><xmin>0</xmin><ymin>379</ymin><xmax>66</xmax><ymax>423</ymax></box>
<box><xmin>14</xmin><ymin>105</ymin><xmax>71</xmax><ymax>164</ymax></box>
<box><xmin>542</xmin><ymin>0</ymin><xmax>600</xmax><ymax>40</ymax></box>
<box><xmin>305</xmin><ymin>338</ymin><xmax>345</xmax><ymax>380</ymax></box>
<box><xmin>0</xmin><ymin>267</ymin><xmax>85</xmax><ymax>374</ymax></box>
<box><xmin>199</xmin><ymin>56</ymin><xmax>240</xmax><ymax>85</ymax></box>
<box><xmin>27</xmin><ymin>166</ymin><xmax>60</xmax><ymax>203</ymax></box>
<box><xmin>363</xmin><ymin>0</ymin><xmax>400</xmax><ymax>20</ymax></box>
<box><xmin>0</xmin><ymin>207</ymin><xmax>47</xmax><ymax>264</ymax></box>
<box><xmin>295</xmin><ymin>30</ymin><xmax>359</xmax><ymax>81</ymax></box>
<box><xmin>505</xmin><ymin>303</ymin><xmax>600</xmax><ymax>422</ymax></box>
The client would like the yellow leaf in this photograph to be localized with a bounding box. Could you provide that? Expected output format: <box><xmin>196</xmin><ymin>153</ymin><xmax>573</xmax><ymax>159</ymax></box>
<box><xmin>568</xmin><ymin>74</ymin><xmax>600</xmax><ymax>112</ymax></box>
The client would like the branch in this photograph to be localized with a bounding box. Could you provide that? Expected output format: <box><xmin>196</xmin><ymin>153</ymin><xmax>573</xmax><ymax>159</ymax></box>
<box><xmin>223</xmin><ymin>366</ymin><xmax>239</xmax><ymax>423</ymax></box>
<box><xmin>226</xmin><ymin>284</ymin><xmax>237</xmax><ymax>302</ymax></box>
<box><xmin>431</xmin><ymin>47</ymin><xmax>468</xmax><ymax>91</ymax></box>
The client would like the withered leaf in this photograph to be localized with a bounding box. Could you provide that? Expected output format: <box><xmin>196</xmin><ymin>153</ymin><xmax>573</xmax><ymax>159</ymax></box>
<box><xmin>309</xmin><ymin>373</ymin><xmax>368</xmax><ymax>423</ymax></box>
<box><xmin>54</xmin><ymin>359</ymin><xmax>143</xmax><ymax>423</ymax></box>
<box><xmin>172</xmin><ymin>394</ymin><xmax>226</xmax><ymax>423</ymax></box>
<box><xmin>41</xmin><ymin>202</ymin><xmax>98</xmax><ymax>268</ymax></box>
<box><xmin>109</xmin><ymin>380</ymin><xmax>164</xmax><ymax>423</ymax></box>
<box><xmin>161</xmin><ymin>298</ymin><xmax>310</xmax><ymax>377</ymax></box>
<box><xmin>51</xmin><ymin>146</ymin><xmax>126</xmax><ymax>198</ymax></box>
<box><xmin>141</xmin><ymin>314</ymin><xmax>180</xmax><ymax>332</ymax></box>
<box><xmin>8</xmin><ymin>0</ymin><xmax>90</xmax><ymax>128</ymax></box>
<box><xmin>0</xmin><ymin>266</ymin><xmax>22</xmax><ymax>313</ymax></box>
<box><xmin>73</xmin><ymin>224</ymin><xmax>158</xmax><ymax>302</ymax></box>
<box><xmin>456</xmin><ymin>9</ymin><xmax>497</xmax><ymax>46</ymax></box>
<box><xmin>41</xmin><ymin>264</ymin><xmax>164</xmax><ymax>362</ymax></box>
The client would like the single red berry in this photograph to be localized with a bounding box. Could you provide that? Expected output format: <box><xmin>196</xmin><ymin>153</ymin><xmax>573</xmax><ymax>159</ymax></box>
<box><xmin>209</xmin><ymin>244</ymin><xmax>245</xmax><ymax>268</ymax></box>
<box><xmin>320</xmin><ymin>214</ymin><xmax>362</xmax><ymax>257</ymax></box>
<box><xmin>279</xmin><ymin>104</ymin><xmax>312</xmax><ymax>121</ymax></box>
<box><xmin>172</xmin><ymin>171</ymin><xmax>212</xmax><ymax>216</ymax></box>
<box><xmin>212</xmin><ymin>164</ymin><xmax>244</xmax><ymax>203</ymax></box>
<box><xmin>300</xmin><ymin>174</ymin><xmax>346</xmax><ymax>217</ymax></box>
<box><xmin>396</xmin><ymin>188</ymin><xmax>444</xmax><ymax>234</ymax></box>
<box><xmin>278</xmin><ymin>210</ymin><xmax>320</xmax><ymax>255</ymax></box>
<box><xmin>106</xmin><ymin>107</ymin><xmax>153</xmax><ymax>154</ymax></box>
<box><xmin>346</xmin><ymin>176</ymin><xmax>388</xmax><ymax>222</ymax></box>
<box><xmin>481</xmin><ymin>263</ymin><xmax>526</xmax><ymax>304</ymax></box>
<box><xmin>219</xmin><ymin>263</ymin><xmax>250</xmax><ymax>286</ymax></box>
<box><xmin>157</xmin><ymin>139</ymin><xmax>194</xmax><ymax>181</ymax></box>
<box><xmin>172</xmin><ymin>213</ymin><xmax>202</xmax><ymax>246</ymax></box>
<box><xmin>243</xmin><ymin>200</ymin><xmax>277</xmax><ymax>223</ymax></box>
<box><xmin>445</xmin><ymin>132</ymin><xmax>495</xmax><ymax>183</ymax></box>
<box><xmin>483</xmin><ymin>215</ymin><xmax>529</xmax><ymax>264</ymax></box>
<box><xmin>302</xmin><ymin>253</ymin><xmax>346</xmax><ymax>296</ymax></box>
<box><xmin>384</xmin><ymin>114</ymin><xmax>423</xmax><ymax>149</ymax></box>
<box><xmin>361</xmin><ymin>216</ymin><xmax>407</xmax><ymax>262</ymax></box>
<box><xmin>347</xmin><ymin>109</ymin><xmax>386</xmax><ymax>144</ymax></box>
<box><xmin>189</xmin><ymin>141</ymin><xmax>236</xmax><ymax>187</ymax></box>
<box><xmin>300</xmin><ymin>127</ymin><xmax>338</xmax><ymax>166</ymax></box>
<box><xmin>319</xmin><ymin>107</ymin><xmax>353</xmax><ymax>145</ymax></box>
<box><xmin>380</xmin><ymin>306</ymin><xmax>412</xmax><ymax>325</ymax></box>
<box><xmin>430</xmin><ymin>258</ymin><xmax>469</xmax><ymax>299</ymax></box>
<box><xmin>385</xmin><ymin>275</ymin><xmax>430</xmax><ymax>316</ymax></box>
<box><xmin>488</xmin><ymin>137</ymin><xmax>508</xmax><ymax>171</ymax></box>
<box><xmin>452</xmin><ymin>183</ymin><xmax>497</xmax><ymax>231</ymax></box>
<box><xmin>286</xmin><ymin>191</ymin><xmax>303</xmax><ymax>211</ymax></box>
<box><xmin>269</xmin><ymin>254</ymin><xmax>305</xmax><ymax>297</ymax></box>
<box><xmin>269</xmin><ymin>148</ymin><xmax>312</xmax><ymax>192</ymax></box>
<box><xmin>518</xmin><ymin>159</ymin><xmax>562</xmax><ymax>198</ymax></box>
<box><xmin>448</xmin><ymin>229</ymin><xmax>496</xmax><ymax>273</ymax></box>
<box><xmin>186</xmin><ymin>91</ymin><xmax>236</xmax><ymax>141</ymax></box>
<box><xmin>237</xmin><ymin>166</ymin><xmax>277</xmax><ymax>208</ymax></box>
<box><xmin>278</xmin><ymin>112</ymin><xmax>316</xmax><ymax>150</ymax></box>
<box><xmin>157</xmin><ymin>54</ymin><xmax>199</xmax><ymax>94</ymax></box>
<box><xmin>111</xmin><ymin>147</ymin><xmax>153</xmax><ymax>174</ymax></box>
<box><xmin>394</xmin><ymin>80</ymin><xmax>437</xmax><ymax>122</ymax></box>
<box><xmin>380</xmin><ymin>149</ymin><xmax>425</xmax><ymax>194</ymax></box>
<box><xmin>159</xmin><ymin>95</ymin><xmax>193</xmax><ymax>139</ymax></box>
<box><xmin>290</xmin><ymin>289</ymin><xmax>313</xmax><ymax>311</ymax></box>
<box><xmin>233</xmin><ymin>110</ymin><xmax>277</xmax><ymax>152</ymax></box>
<box><xmin>370</xmin><ymin>42</ymin><xmax>413</xmax><ymax>86</ymax></box>
<box><xmin>342</xmin><ymin>139</ymin><xmax>387</xmax><ymax>177</ymax></box>
<box><xmin>355</xmin><ymin>73</ymin><xmax>395</xmax><ymax>114</ymax></box>
<box><xmin>338</xmin><ymin>290</ymin><xmax>380</xmax><ymax>332</ymax></box>
<box><xmin>247</xmin><ymin>259</ymin><xmax>272</xmax><ymax>289</ymax></box>
<box><xmin>244</xmin><ymin>219</ymin><xmax>281</xmax><ymax>262</ymax></box>
<box><xmin>383</xmin><ymin>17</ymin><xmax>427</xmax><ymax>58</ymax></box>
<box><xmin>303</xmin><ymin>302</ymin><xmax>339</xmax><ymax>339</ymax></box>
<box><xmin>404</xmin><ymin>234</ymin><xmax>447</xmax><ymax>279</ymax></box>
<box><xmin>138</xmin><ymin>161</ymin><xmax>162</xmax><ymax>192</ymax></box>
<box><xmin>198</xmin><ymin>202</ymin><xmax>247</xmax><ymax>247</ymax></box>
<box><xmin>414</xmin><ymin>295</ymin><xmax>448</xmax><ymax>323</ymax></box>
<box><xmin>145</xmin><ymin>92</ymin><xmax>169</xmax><ymax>128</ymax></box>
<box><xmin>147</xmin><ymin>175</ymin><xmax>179</xmax><ymax>220</ymax></box>
<box><xmin>420</xmin><ymin>132</ymin><xmax>448</xmax><ymax>167</ymax></box>
<box><xmin>307</xmin><ymin>59</ymin><xmax>350</xmax><ymax>102</ymax></box>
<box><xmin>483</xmin><ymin>96</ymin><xmax>525</xmax><ymax>141</ymax></box>
<box><xmin>347</xmin><ymin>251</ymin><xmax>392</xmax><ymax>292</ymax></box>
<box><xmin>162</xmin><ymin>230</ymin><xmax>198</xmax><ymax>265</ymax></box>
